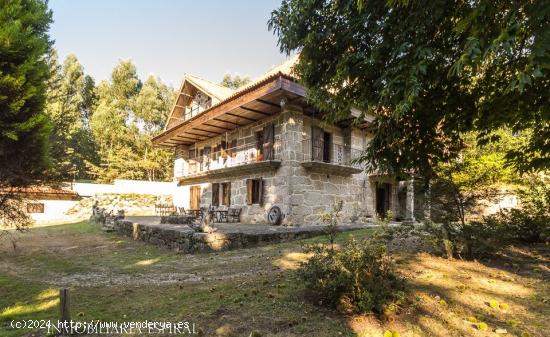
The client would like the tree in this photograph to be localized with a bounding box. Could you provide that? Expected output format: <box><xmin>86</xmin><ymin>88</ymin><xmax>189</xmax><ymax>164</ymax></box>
<box><xmin>220</xmin><ymin>74</ymin><xmax>251</xmax><ymax>89</ymax></box>
<box><xmin>269</xmin><ymin>0</ymin><xmax>549</xmax><ymax>176</ymax></box>
<box><xmin>0</xmin><ymin>0</ymin><xmax>53</xmax><ymax>229</ymax></box>
<box><xmin>45</xmin><ymin>50</ymin><xmax>98</xmax><ymax>180</ymax></box>
<box><xmin>430</xmin><ymin>132</ymin><xmax>517</xmax><ymax>226</ymax></box>
<box><xmin>90</xmin><ymin>61</ymin><xmax>174</xmax><ymax>182</ymax></box>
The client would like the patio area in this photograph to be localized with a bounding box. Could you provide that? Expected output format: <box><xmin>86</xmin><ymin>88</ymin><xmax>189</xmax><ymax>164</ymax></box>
<box><xmin>114</xmin><ymin>216</ymin><xmax>375</xmax><ymax>254</ymax></box>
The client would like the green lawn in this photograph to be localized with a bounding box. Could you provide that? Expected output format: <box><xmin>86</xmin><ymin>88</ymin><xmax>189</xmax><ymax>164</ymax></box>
<box><xmin>0</xmin><ymin>221</ymin><xmax>548</xmax><ymax>337</ymax></box>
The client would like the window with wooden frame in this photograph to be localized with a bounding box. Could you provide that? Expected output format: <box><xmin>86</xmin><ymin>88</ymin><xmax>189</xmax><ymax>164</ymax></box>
<box><xmin>221</xmin><ymin>182</ymin><xmax>231</xmax><ymax>206</ymax></box>
<box><xmin>27</xmin><ymin>203</ymin><xmax>44</xmax><ymax>213</ymax></box>
<box><xmin>246</xmin><ymin>178</ymin><xmax>263</xmax><ymax>205</ymax></box>
<box><xmin>262</xmin><ymin>124</ymin><xmax>275</xmax><ymax>160</ymax></box>
<box><xmin>211</xmin><ymin>183</ymin><xmax>220</xmax><ymax>207</ymax></box>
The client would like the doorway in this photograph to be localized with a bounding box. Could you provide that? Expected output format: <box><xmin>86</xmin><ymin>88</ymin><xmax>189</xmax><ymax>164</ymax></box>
<box><xmin>375</xmin><ymin>183</ymin><xmax>392</xmax><ymax>217</ymax></box>
<box><xmin>190</xmin><ymin>186</ymin><xmax>201</xmax><ymax>210</ymax></box>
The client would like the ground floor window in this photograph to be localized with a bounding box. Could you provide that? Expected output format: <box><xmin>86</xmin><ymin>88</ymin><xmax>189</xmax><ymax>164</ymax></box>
<box><xmin>27</xmin><ymin>203</ymin><xmax>44</xmax><ymax>213</ymax></box>
<box><xmin>212</xmin><ymin>182</ymin><xmax>231</xmax><ymax>207</ymax></box>
<box><xmin>246</xmin><ymin>178</ymin><xmax>263</xmax><ymax>205</ymax></box>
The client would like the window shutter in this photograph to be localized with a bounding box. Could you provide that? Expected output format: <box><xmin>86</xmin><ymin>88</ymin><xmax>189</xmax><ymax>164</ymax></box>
<box><xmin>227</xmin><ymin>182</ymin><xmax>231</xmax><ymax>206</ymax></box>
<box><xmin>212</xmin><ymin>183</ymin><xmax>219</xmax><ymax>207</ymax></box>
<box><xmin>246</xmin><ymin>179</ymin><xmax>253</xmax><ymax>205</ymax></box>
<box><xmin>258</xmin><ymin>178</ymin><xmax>264</xmax><ymax>206</ymax></box>
<box><xmin>222</xmin><ymin>182</ymin><xmax>231</xmax><ymax>206</ymax></box>
<box><xmin>263</xmin><ymin>124</ymin><xmax>274</xmax><ymax>160</ymax></box>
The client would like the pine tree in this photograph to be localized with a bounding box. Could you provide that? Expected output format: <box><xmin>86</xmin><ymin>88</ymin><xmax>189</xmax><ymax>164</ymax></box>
<box><xmin>0</xmin><ymin>0</ymin><xmax>53</xmax><ymax>228</ymax></box>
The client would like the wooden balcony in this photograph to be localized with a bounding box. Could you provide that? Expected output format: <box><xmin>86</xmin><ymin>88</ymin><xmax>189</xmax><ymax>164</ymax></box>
<box><xmin>176</xmin><ymin>139</ymin><xmax>282</xmax><ymax>185</ymax></box>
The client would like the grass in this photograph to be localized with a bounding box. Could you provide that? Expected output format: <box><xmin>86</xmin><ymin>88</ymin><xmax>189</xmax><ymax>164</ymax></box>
<box><xmin>0</xmin><ymin>221</ymin><xmax>548</xmax><ymax>337</ymax></box>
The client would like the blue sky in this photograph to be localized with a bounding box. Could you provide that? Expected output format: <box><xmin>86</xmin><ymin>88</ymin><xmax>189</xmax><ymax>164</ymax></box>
<box><xmin>48</xmin><ymin>0</ymin><xmax>290</xmax><ymax>88</ymax></box>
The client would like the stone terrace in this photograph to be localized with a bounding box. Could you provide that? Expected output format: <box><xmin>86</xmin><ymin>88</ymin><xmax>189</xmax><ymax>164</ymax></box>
<box><xmin>114</xmin><ymin>216</ymin><xmax>374</xmax><ymax>254</ymax></box>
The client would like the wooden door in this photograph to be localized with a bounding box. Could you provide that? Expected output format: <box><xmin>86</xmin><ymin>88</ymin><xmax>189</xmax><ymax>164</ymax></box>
<box><xmin>375</xmin><ymin>183</ymin><xmax>392</xmax><ymax>217</ymax></box>
<box><xmin>190</xmin><ymin>186</ymin><xmax>201</xmax><ymax>209</ymax></box>
<box><xmin>311</xmin><ymin>126</ymin><xmax>324</xmax><ymax>161</ymax></box>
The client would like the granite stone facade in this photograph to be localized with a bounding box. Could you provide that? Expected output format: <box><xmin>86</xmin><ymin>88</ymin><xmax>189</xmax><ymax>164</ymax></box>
<box><xmin>172</xmin><ymin>104</ymin><xmax>409</xmax><ymax>225</ymax></box>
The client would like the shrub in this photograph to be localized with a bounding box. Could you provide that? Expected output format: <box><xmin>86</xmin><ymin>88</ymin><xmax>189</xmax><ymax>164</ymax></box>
<box><xmin>503</xmin><ymin>176</ymin><xmax>549</xmax><ymax>242</ymax></box>
<box><xmin>423</xmin><ymin>220</ymin><xmax>509</xmax><ymax>259</ymax></box>
<box><xmin>298</xmin><ymin>236</ymin><xmax>404</xmax><ymax>314</ymax></box>
<box><xmin>501</xmin><ymin>208</ymin><xmax>549</xmax><ymax>243</ymax></box>
<box><xmin>319</xmin><ymin>200</ymin><xmax>343</xmax><ymax>249</ymax></box>
<box><xmin>482</xmin><ymin>175</ymin><xmax>549</xmax><ymax>243</ymax></box>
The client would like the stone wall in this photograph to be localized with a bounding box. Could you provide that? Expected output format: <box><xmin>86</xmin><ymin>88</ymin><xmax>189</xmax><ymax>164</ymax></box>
<box><xmin>113</xmin><ymin>219</ymin><xmax>369</xmax><ymax>254</ymax></box>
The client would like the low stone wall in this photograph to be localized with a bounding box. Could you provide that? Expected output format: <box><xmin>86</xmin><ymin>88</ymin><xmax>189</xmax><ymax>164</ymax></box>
<box><xmin>113</xmin><ymin>220</ymin><xmax>370</xmax><ymax>254</ymax></box>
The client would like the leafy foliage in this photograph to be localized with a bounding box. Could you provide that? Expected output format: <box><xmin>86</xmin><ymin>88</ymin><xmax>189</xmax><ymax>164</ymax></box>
<box><xmin>486</xmin><ymin>174</ymin><xmax>550</xmax><ymax>243</ymax></box>
<box><xmin>320</xmin><ymin>200</ymin><xmax>343</xmax><ymax>249</ymax></box>
<box><xmin>299</xmin><ymin>236</ymin><xmax>404</xmax><ymax>314</ymax></box>
<box><xmin>269</xmin><ymin>0</ymin><xmax>550</xmax><ymax>176</ymax></box>
<box><xmin>88</xmin><ymin>61</ymin><xmax>175</xmax><ymax>182</ymax></box>
<box><xmin>45</xmin><ymin>50</ymin><xmax>98</xmax><ymax>180</ymax></box>
<box><xmin>220</xmin><ymin>74</ymin><xmax>251</xmax><ymax>89</ymax></box>
<box><xmin>423</xmin><ymin>220</ymin><xmax>509</xmax><ymax>260</ymax></box>
<box><xmin>430</xmin><ymin>132</ymin><xmax>516</xmax><ymax>225</ymax></box>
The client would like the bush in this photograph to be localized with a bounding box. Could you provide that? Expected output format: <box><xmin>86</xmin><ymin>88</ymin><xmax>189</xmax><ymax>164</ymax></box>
<box><xmin>486</xmin><ymin>208</ymin><xmax>549</xmax><ymax>243</ymax></box>
<box><xmin>298</xmin><ymin>236</ymin><xmax>405</xmax><ymax>314</ymax></box>
<box><xmin>423</xmin><ymin>220</ymin><xmax>509</xmax><ymax>259</ymax></box>
<box><xmin>502</xmin><ymin>175</ymin><xmax>549</xmax><ymax>242</ymax></box>
<box><xmin>481</xmin><ymin>175</ymin><xmax>550</xmax><ymax>243</ymax></box>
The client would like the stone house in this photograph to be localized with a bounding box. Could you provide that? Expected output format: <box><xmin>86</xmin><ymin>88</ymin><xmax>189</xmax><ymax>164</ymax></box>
<box><xmin>153</xmin><ymin>56</ymin><xmax>416</xmax><ymax>225</ymax></box>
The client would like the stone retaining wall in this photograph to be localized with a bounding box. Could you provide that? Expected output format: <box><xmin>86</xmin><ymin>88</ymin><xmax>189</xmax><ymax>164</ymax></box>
<box><xmin>113</xmin><ymin>220</ymin><xmax>369</xmax><ymax>254</ymax></box>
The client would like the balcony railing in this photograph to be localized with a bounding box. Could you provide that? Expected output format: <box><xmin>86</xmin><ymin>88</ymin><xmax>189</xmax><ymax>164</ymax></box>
<box><xmin>176</xmin><ymin>137</ymin><xmax>282</xmax><ymax>177</ymax></box>
<box><xmin>302</xmin><ymin>138</ymin><xmax>363</xmax><ymax>169</ymax></box>
<box><xmin>182</xmin><ymin>105</ymin><xmax>206</xmax><ymax>121</ymax></box>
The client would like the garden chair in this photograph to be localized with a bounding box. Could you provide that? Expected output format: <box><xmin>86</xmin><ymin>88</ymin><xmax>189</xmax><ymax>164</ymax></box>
<box><xmin>227</xmin><ymin>207</ymin><xmax>241</xmax><ymax>223</ymax></box>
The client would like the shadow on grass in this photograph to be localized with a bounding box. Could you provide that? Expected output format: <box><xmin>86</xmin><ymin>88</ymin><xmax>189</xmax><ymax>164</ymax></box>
<box><xmin>345</xmin><ymin>247</ymin><xmax>549</xmax><ymax>337</ymax></box>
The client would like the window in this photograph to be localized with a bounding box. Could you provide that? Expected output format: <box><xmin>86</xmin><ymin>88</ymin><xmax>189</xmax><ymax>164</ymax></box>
<box><xmin>255</xmin><ymin>124</ymin><xmax>275</xmax><ymax>161</ymax></box>
<box><xmin>222</xmin><ymin>182</ymin><xmax>231</xmax><ymax>206</ymax></box>
<box><xmin>212</xmin><ymin>182</ymin><xmax>231</xmax><ymax>207</ymax></box>
<box><xmin>27</xmin><ymin>203</ymin><xmax>44</xmax><ymax>213</ymax></box>
<box><xmin>246</xmin><ymin>178</ymin><xmax>263</xmax><ymax>205</ymax></box>
<box><xmin>211</xmin><ymin>183</ymin><xmax>220</xmax><ymax>207</ymax></box>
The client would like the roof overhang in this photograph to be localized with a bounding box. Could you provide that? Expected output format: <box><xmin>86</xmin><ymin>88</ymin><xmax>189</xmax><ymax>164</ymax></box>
<box><xmin>152</xmin><ymin>74</ymin><xmax>307</xmax><ymax>147</ymax></box>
